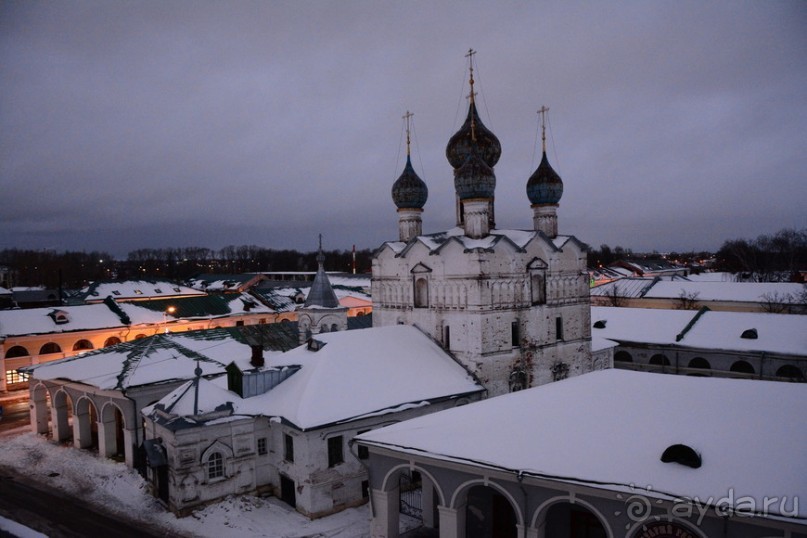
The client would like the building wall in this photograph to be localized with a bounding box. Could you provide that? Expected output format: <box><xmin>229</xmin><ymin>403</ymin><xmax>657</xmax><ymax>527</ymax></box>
<box><xmin>372</xmin><ymin>236</ymin><xmax>592</xmax><ymax>396</ymax></box>
<box><xmin>145</xmin><ymin>395</ymin><xmax>482</xmax><ymax>518</ymax></box>
<box><xmin>612</xmin><ymin>343</ymin><xmax>806</xmax><ymax>381</ymax></box>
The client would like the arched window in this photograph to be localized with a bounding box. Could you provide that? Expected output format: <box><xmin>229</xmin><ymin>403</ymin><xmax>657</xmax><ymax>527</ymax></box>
<box><xmin>649</xmin><ymin>354</ymin><xmax>670</xmax><ymax>366</ymax></box>
<box><xmin>331</xmin><ymin>324</ymin><xmax>338</xmax><ymax>332</ymax></box>
<box><xmin>39</xmin><ymin>342</ymin><xmax>62</xmax><ymax>355</ymax></box>
<box><xmin>776</xmin><ymin>365</ymin><xmax>804</xmax><ymax>381</ymax></box>
<box><xmin>730</xmin><ymin>360</ymin><xmax>755</xmax><ymax>375</ymax></box>
<box><xmin>207</xmin><ymin>452</ymin><xmax>224</xmax><ymax>479</ymax></box>
<box><xmin>5</xmin><ymin>345</ymin><xmax>29</xmax><ymax>358</ymax></box>
<box><xmin>73</xmin><ymin>339</ymin><xmax>94</xmax><ymax>351</ymax></box>
<box><xmin>414</xmin><ymin>277</ymin><xmax>429</xmax><ymax>308</ymax></box>
<box><xmin>104</xmin><ymin>337</ymin><xmax>122</xmax><ymax>347</ymax></box>
<box><xmin>531</xmin><ymin>273</ymin><xmax>546</xmax><ymax>305</ymax></box>
<box><xmin>320</xmin><ymin>324</ymin><xmax>329</xmax><ymax>333</ymax></box>
<box><xmin>688</xmin><ymin>357</ymin><xmax>711</xmax><ymax>370</ymax></box>
<box><xmin>614</xmin><ymin>351</ymin><xmax>633</xmax><ymax>363</ymax></box>
<box><xmin>134</xmin><ymin>334</ymin><xmax>147</xmax><ymax>340</ymax></box>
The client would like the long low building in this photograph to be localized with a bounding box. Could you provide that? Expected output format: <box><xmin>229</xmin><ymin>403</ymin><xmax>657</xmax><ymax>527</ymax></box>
<box><xmin>356</xmin><ymin>369</ymin><xmax>807</xmax><ymax>538</ymax></box>
<box><xmin>591</xmin><ymin>306</ymin><xmax>807</xmax><ymax>381</ymax></box>
<box><xmin>591</xmin><ymin>277</ymin><xmax>806</xmax><ymax>313</ymax></box>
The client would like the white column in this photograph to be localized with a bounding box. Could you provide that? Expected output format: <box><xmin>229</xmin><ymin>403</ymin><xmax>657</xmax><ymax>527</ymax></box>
<box><xmin>422</xmin><ymin>475</ymin><xmax>436</xmax><ymax>528</ymax></box>
<box><xmin>51</xmin><ymin>401</ymin><xmax>71</xmax><ymax>441</ymax></box>
<box><xmin>370</xmin><ymin>487</ymin><xmax>400</xmax><ymax>538</ymax></box>
<box><xmin>30</xmin><ymin>391</ymin><xmax>49</xmax><ymax>435</ymax></box>
<box><xmin>99</xmin><ymin>415</ymin><xmax>116</xmax><ymax>458</ymax></box>
<box><xmin>438</xmin><ymin>503</ymin><xmax>466</xmax><ymax>538</ymax></box>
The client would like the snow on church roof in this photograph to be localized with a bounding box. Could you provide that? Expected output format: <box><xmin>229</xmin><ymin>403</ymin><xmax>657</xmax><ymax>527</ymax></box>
<box><xmin>382</xmin><ymin>227</ymin><xmax>578</xmax><ymax>255</ymax></box>
<box><xmin>151</xmin><ymin>325</ymin><xmax>484</xmax><ymax>431</ymax></box>
<box><xmin>357</xmin><ymin>369</ymin><xmax>807</xmax><ymax>521</ymax></box>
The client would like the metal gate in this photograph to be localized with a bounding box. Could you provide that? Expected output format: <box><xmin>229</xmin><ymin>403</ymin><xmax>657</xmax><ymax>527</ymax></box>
<box><xmin>399</xmin><ymin>471</ymin><xmax>422</xmax><ymax>520</ymax></box>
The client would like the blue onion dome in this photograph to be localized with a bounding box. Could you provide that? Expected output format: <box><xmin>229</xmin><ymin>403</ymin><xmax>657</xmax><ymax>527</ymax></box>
<box><xmin>454</xmin><ymin>146</ymin><xmax>496</xmax><ymax>200</ymax></box>
<box><xmin>446</xmin><ymin>102</ymin><xmax>501</xmax><ymax>169</ymax></box>
<box><xmin>392</xmin><ymin>155</ymin><xmax>428</xmax><ymax>209</ymax></box>
<box><xmin>526</xmin><ymin>151</ymin><xmax>564</xmax><ymax>205</ymax></box>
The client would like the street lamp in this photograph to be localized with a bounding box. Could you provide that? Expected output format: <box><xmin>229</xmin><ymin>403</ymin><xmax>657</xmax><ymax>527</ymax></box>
<box><xmin>163</xmin><ymin>306</ymin><xmax>176</xmax><ymax>334</ymax></box>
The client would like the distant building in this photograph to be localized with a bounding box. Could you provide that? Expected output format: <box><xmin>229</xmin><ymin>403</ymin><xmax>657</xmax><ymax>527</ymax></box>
<box><xmin>591</xmin><ymin>306</ymin><xmax>807</xmax><ymax>381</ymax></box>
<box><xmin>591</xmin><ymin>277</ymin><xmax>806</xmax><ymax>313</ymax></box>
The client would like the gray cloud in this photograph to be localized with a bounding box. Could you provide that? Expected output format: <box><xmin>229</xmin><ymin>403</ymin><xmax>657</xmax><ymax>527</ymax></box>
<box><xmin>2</xmin><ymin>1</ymin><xmax>805</xmax><ymax>258</ymax></box>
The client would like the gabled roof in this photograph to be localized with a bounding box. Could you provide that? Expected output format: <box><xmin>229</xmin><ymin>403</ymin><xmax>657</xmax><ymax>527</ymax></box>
<box><xmin>148</xmin><ymin>325</ymin><xmax>483</xmax><ymax>431</ymax></box>
<box><xmin>357</xmin><ymin>369</ymin><xmax>807</xmax><ymax>523</ymax></box>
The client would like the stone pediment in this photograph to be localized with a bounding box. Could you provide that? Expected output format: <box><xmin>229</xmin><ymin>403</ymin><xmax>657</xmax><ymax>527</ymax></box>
<box><xmin>410</xmin><ymin>262</ymin><xmax>432</xmax><ymax>274</ymax></box>
<box><xmin>527</xmin><ymin>257</ymin><xmax>549</xmax><ymax>271</ymax></box>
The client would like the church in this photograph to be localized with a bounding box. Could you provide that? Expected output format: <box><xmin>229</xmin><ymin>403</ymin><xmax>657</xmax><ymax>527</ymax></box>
<box><xmin>372</xmin><ymin>51</ymin><xmax>594</xmax><ymax>396</ymax></box>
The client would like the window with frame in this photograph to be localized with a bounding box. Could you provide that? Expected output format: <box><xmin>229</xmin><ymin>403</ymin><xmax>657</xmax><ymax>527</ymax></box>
<box><xmin>327</xmin><ymin>436</ymin><xmax>344</xmax><ymax>467</ymax></box>
<box><xmin>511</xmin><ymin>321</ymin><xmax>520</xmax><ymax>347</ymax></box>
<box><xmin>555</xmin><ymin>316</ymin><xmax>564</xmax><ymax>341</ymax></box>
<box><xmin>284</xmin><ymin>434</ymin><xmax>294</xmax><ymax>462</ymax></box>
<box><xmin>207</xmin><ymin>452</ymin><xmax>224</xmax><ymax>480</ymax></box>
<box><xmin>257</xmin><ymin>437</ymin><xmax>267</xmax><ymax>456</ymax></box>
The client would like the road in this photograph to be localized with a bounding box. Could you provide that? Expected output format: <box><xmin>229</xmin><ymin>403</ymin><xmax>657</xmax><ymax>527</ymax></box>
<box><xmin>0</xmin><ymin>398</ymin><xmax>29</xmax><ymax>433</ymax></box>
<box><xmin>0</xmin><ymin>466</ymin><xmax>184</xmax><ymax>537</ymax></box>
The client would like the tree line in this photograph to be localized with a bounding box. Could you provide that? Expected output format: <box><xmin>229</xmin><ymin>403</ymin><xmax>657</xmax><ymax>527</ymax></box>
<box><xmin>0</xmin><ymin>245</ymin><xmax>374</xmax><ymax>289</ymax></box>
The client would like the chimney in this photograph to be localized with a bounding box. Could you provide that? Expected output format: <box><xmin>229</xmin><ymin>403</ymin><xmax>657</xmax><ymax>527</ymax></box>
<box><xmin>250</xmin><ymin>345</ymin><xmax>264</xmax><ymax>368</ymax></box>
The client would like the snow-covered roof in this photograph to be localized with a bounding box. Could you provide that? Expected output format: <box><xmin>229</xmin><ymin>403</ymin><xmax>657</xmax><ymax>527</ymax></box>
<box><xmin>24</xmin><ymin>329</ymin><xmax>282</xmax><ymax>390</ymax></box>
<box><xmin>150</xmin><ymin>325</ymin><xmax>484</xmax><ymax>431</ymax></box>
<box><xmin>381</xmin><ymin>227</ymin><xmax>580</xmax><ymax>256</ymax></box>
<box><xmin>0</xmin><ymin>303</ymin><xmax>130</xmax><ymax>337</ymax></box>
<box><xmin>357</xmin><ymin>369</ymin><xmax>807</xmax><ymax>522</ymax></box>
<box><xmin>645</xmin><ymin>280</ymin><xmax>805</xmax><ymax>303</ymax></box>
<box><xmin>76</xmin><ymin>280</ymin><xmax>205</xmax><ymax>302</ymax></box>
<box><xmin>591</xmin><ymin>306</ymin><xmax>807</xmax><ymax>356</ymax></box>
<box><xmin>590</xmin><ymin>278</ymin><xmax>658</xmax><ymax>299</ymax></box>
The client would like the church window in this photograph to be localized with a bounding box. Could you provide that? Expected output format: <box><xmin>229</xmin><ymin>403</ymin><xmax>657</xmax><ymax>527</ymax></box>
<box><xmin>414</xmin><ymin>277</ymin><xmax>429</xmax><ymax>308</ymax></box>
<box><xmin>331</xmin><ymin>323</ymin><xmax>338</xmax><ymax>332</ymax></box>
<box><xmin>328</xmin><ymin>436</ymin><xmax>344</xmax><ymax>467</ymax></box>
<box><xmin>284</xmin><ymin>434</ymin><xmax>294</xmax><ymax>462</ymax></box>
<box><xmin>511</xmin><ymin>321</ymin><xmax>520</xmax><ymax>347</ymax></box>
<box><xmin>555</xmin><ymin>317</ymin><xmax>563</xmax><ymax>340</ymax></box>
<box><xmin>531</xmin><ymin>273</ymin><xmax>546</xmax><ymax>305</ymax></box>
<box><xmin>207</xmin><ymin>452</ymin><xmax>224</xmax><ymax>480</ymax></box>
<box><xmin>257</xmin><ymin>437</ymin><xmax>267</xmax><ymax>456</ymax></box>
<box><xmin>444</xmin><ymin>325</ymin><xmax>451</xmax><ymax>350</ymax></box>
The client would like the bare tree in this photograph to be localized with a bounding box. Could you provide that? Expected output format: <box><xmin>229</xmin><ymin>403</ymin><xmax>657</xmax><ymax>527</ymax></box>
<box><xmin>675</xmin><ymin>290</ymin><xmax>700</xmax><ymax>310</ymax></box>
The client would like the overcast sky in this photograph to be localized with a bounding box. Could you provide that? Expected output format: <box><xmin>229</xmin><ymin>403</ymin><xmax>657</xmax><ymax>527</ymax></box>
<box><xmin>1</xmin><ymin>1</ymin><xmax>805</xmax><ymax>258</ymax></box>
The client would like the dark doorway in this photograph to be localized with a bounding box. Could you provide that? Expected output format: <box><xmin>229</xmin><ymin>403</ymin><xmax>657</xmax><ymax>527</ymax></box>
<box><xmin>280</xmin><ymin>475</ymin><xmax>296</xmax><ymax>508</ymax></box>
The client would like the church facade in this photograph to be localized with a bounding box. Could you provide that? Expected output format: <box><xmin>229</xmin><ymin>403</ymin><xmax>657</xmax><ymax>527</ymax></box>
<box><xmin>372</xmin><ymin>55</ymin><xmax>593</xmax><ymax>396</ymax></box>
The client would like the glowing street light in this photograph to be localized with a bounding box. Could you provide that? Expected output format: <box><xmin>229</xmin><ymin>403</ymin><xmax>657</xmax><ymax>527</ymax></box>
<box><xmin>163</xmin><ymin>306</ymin><xmax>176</xmax><ymax>334</ymax></box>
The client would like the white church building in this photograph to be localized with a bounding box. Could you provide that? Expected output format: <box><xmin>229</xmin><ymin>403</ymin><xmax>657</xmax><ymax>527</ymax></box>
<box><xmin>373</xmin><ymin>54</ymin><xmax>594</xmax><ymax>396</ymax></box>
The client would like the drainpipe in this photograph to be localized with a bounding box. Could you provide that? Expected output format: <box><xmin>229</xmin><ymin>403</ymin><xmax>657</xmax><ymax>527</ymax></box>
<box><xmin>759</xmin><ymin>351</ymin><xmax>765</xmax><ymax>380</ymax></box>
<box><xmin>517</xmin><ymin>471</ymin><xmax>528</xmax><ymax>535</ymax></box>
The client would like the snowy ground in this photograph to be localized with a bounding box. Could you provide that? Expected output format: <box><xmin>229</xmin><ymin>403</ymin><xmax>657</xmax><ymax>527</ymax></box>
<box><xmin>0</xmin><ymin>427</ymin><xmax>419</xmax><ymax>538</ymax></box>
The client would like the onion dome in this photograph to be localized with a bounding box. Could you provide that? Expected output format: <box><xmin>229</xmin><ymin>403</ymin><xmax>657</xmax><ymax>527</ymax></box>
<box><xmin>446</xmin><ymin>102</ymin><xmax>501</xmax><ymax>170</ymax></box>
<box><xmin>454</xmin><ymin>146</ymin><xmax>496</xmax><ymax>200</ymax></box>
<box><xmin>391</xmin><ymin>155</ymin><xmax>428</xmax><ymax>209</ymax></box>
<box><xmin>526</xmin><ymin>151</ymin><xmax>564</xmax><ymax>205</ymax></box>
